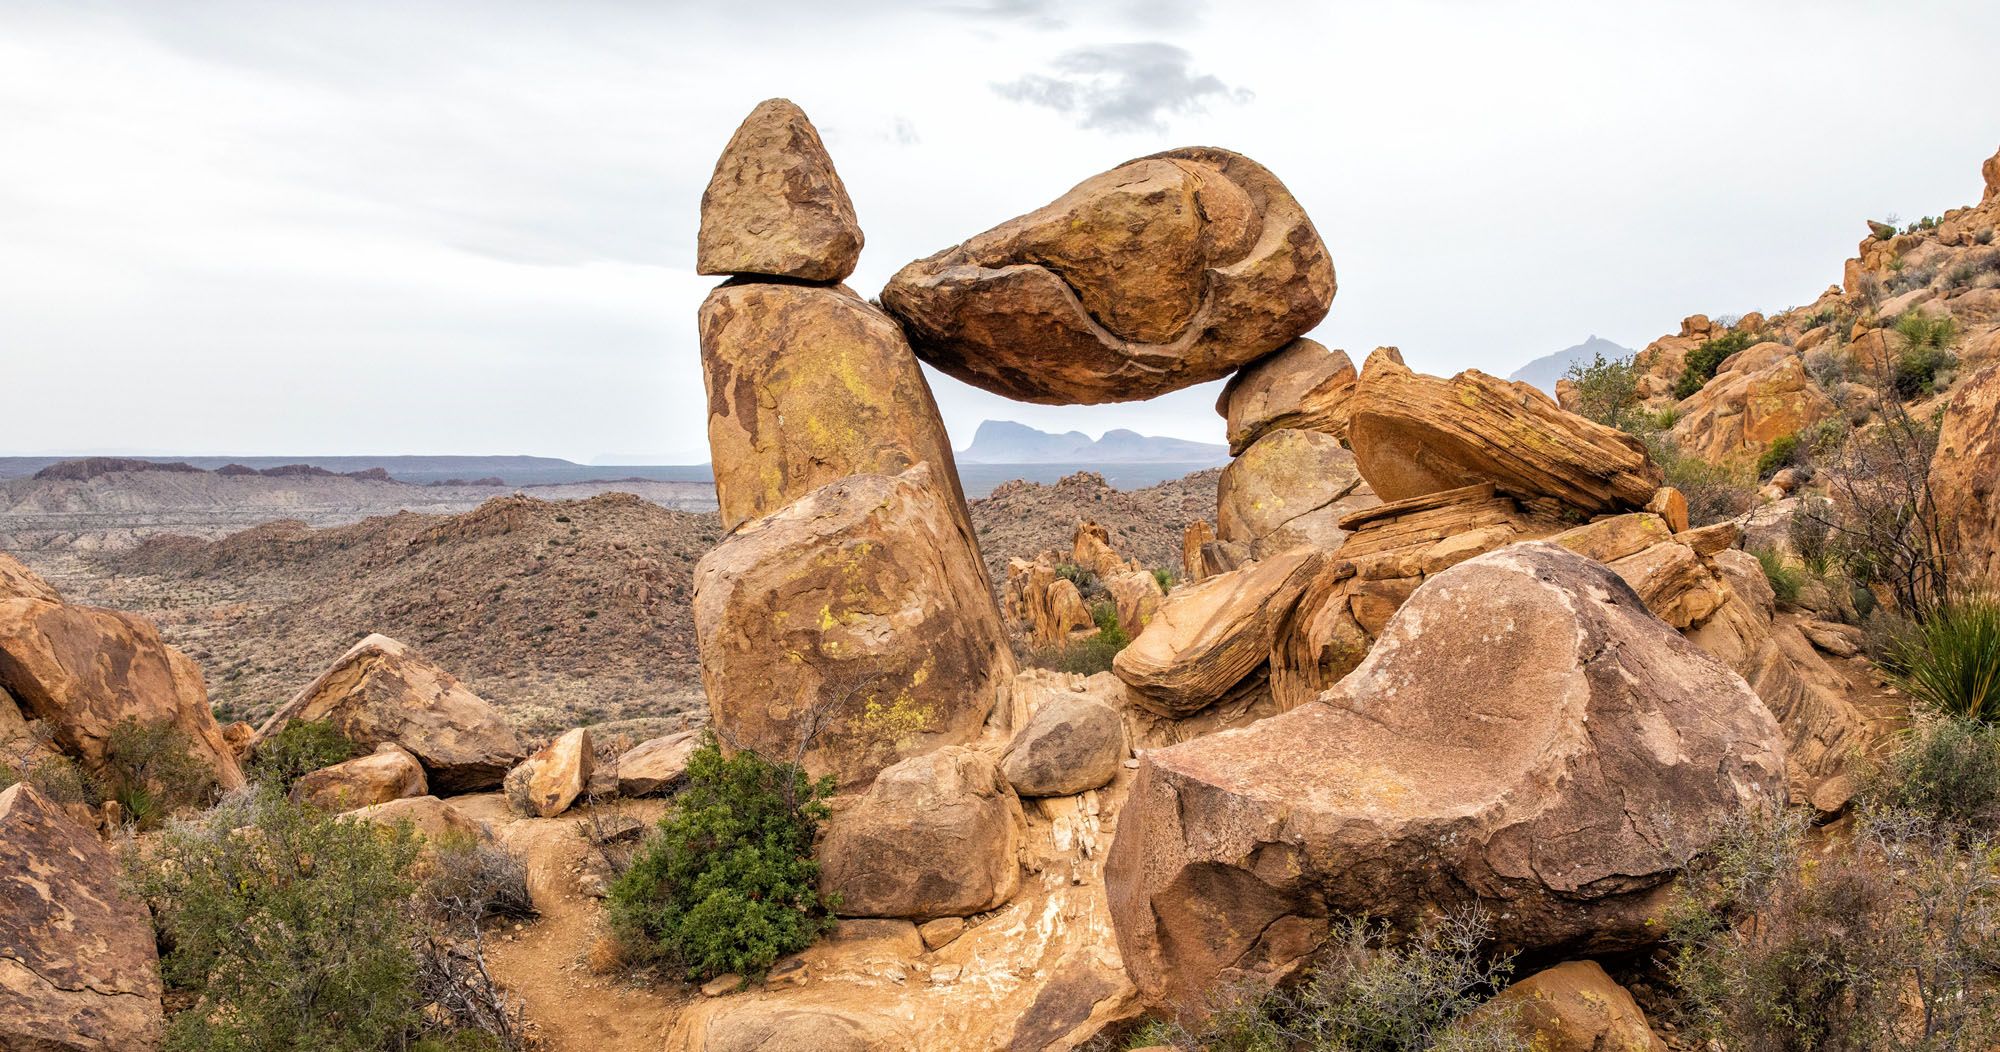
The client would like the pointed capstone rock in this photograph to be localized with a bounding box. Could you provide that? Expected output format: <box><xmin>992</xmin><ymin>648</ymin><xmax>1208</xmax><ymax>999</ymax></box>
<box><xmin>697</xmin><ymin>98</ymin><xmax>863</xmax><ymax>283</ymax></box>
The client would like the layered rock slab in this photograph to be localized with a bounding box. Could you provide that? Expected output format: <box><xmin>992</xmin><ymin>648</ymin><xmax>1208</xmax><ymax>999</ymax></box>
<box><xmin>1112</xmin><ymin>548</ymin><xmax>1324</xmax><ymax>717</ymax></box>
<box><xmin>1216</xmin><ymin>337</ymin><xmax>1356</xmax><ymax>454</ymax></box>
<box><xmin>1933</xmin><ymin>362</ymin><xmax>2000</xmax><ymax>586</ymax></box>
<box><xmin>0</xmin><ymin>783</ymin><xmax>166</xmax><ymax>1051</ymax></box>
<box><xmin>692</xmin><ymin>465</ymin><xmax>1013</xmax><ymax>788</ymax></box>
<box><xmin>881</xmin><ymin>147</ymin><xmax>1333</xmax><ymax>404</ymax></box>
<box><xmin>1105</xmin><ymin>542</ymin><xmax>1787</xmax><ymax>1011</ymax></box>
<box><xmin>696</xmin><ymin>98</ymin><xmax>863</xmax><ymax>283</ymax></box>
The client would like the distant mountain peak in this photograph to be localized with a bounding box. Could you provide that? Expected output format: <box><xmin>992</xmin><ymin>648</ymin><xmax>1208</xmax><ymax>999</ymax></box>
<box><xmin>958</xmin><ymin>420</ymin><xmax>1227</xmax><ymax>465</ymax></box>
<box><xmin>1508</xmin><ymin>336</ymin><xmax>1635</xmax><ymax>395</ymax></box>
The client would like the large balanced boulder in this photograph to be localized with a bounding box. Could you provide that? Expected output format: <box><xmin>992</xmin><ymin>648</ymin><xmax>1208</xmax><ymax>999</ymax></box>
<box><xmin>1113</xmin><ymin>548</ymin><xmax>1324</xmax><ymax>716</ymax></box>
<box><xmin>818</xmin><ymin>746</ymin><xmax>1024</xmax><ymax>920</ymax></box>
<box><xmin>1344</xmin><ymin>349</ymin><xmax>1661</xmax><ymax>514</ymax></box>
<box><xmin>0</xmin><ymin>596</ymin><xmax>243</xmax><ymax>791</ymax></box>
<box><xmin>0</xmin><ymin>783</ymin><xmax>165</xmax><ymax>1051</ymax></box>
<box><xmin>1216</xmin><ymin>338</ymin><xmax>1356</xmax><ymax>454</ymax></box>
<box><xmin>1216</xmin><ymin>428</ymin><xmax>1371</xmax><ymax>555</ymax></box>
<box><xmin>1485</xmin><ymin>961</ymin><xmax>1666</xmax><ymax>1052</ymax></box>
<box><xmin>1000</xmin><ymin>676</ymin><xmax>1126</xmax><ymax>797</ymax></box>
<box><xmin>693</xmin><ymin>465</ymin><xmax>1013</xmax><ymax>787</ymax></box>
<box><xmin>291</xmin><ymin>741</ymin><xmax>427</xmax><ymax>811</ymax></box>
<box><xmin>253</xmin><ymin>634</ymin><xmax>524</xmax><ymax>793</ymax></box>
<box><xmin>1933</xmin><ymin>362</ymin><xmax>2000</xmax><ymax>586</ymax></box>
<box><xmin>699</xmin><ymin>281</ymin><xmax>967</xmax><ymax>532</ymax></box>
<box><xmin>881</xmin><ymin>147</ymin><xmax>1333</xmax><ymax>404</ymax></box>
<box><xmin>1105</xmin><ymin>543</ymin><xmax>1787</xmax><ymax>1011</ymax></box>
<box><xmin>696</xmin><ymin>98</ymin><xmax>862</xmax><ymax>283</ymax></box>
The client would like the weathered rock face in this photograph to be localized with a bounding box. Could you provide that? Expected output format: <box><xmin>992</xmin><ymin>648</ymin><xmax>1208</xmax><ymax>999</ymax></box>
<box><xmin>881</xmin><ymin>147</ymin><xmax>1333</xmax><ymax>404</ymax></box>
<box><xmin>1344</xmin><ymin>349</ymin><xmax>1661</xmax><ymax>514</ymax></box>
<box><xmin>253</xmin><ymin>634</ymin><xmax>525</xmax><ymax>794</ymax></box>
<box><xmin>505</xmin><ymin>727</ymin><xmax>593</xmax><ymax>818</ymax></box>
<box><xmin>0</xmin><ymin>596</ymin><xmax>243</xmax><ymax>791</ymax></box>
<box><xmin>292</xmin><ymin>742</ymin><xmax>427</xmax><ymax>811</ymax></box>
<box><xmin>1486</xmin><ymin>961</ymin><xmax>1666</xmax><ymax>1052</ymax></box>
<box><xmin>696</xmin><ymin>98</ymin><xmax>863</xmax><ymax>283</ymax></box>
<box><xmin>1667</xmin><ymin>353</ymin><xmax>1835</xmax><ymax>465</ymax></box>
<box><xmin>342</xmin><ymin>794</ymin><xmax>484</xmax><ymax>843</ymax></box>
<box><xmin>0</xmin><ymin>551</ymin><xmax>59</xmax><ymax>602</ymax></box>
<box><xmin>819</xmin><ymin>746</ymin><xmax>1024</xmax><ymax>920</ymax></box>
<box><xmin>1933</xmin><ymin>363</ymin><xmax>2000</xmax><ymax>586</ymax></box>
<box><xmin>1000</xmin><ymin>676</ymin><xmax>1126</xmax><ymax>797</ymax></box>
<box><xmin>1003</xmin><ymin>559</ymin><xmax>1094</xmax><ymax>648</ymax></box>
<box><xmin>1102</xmin><ymin>569</ymin><xmax>1166</xmax><ymax>637</ymax></box>
<box><xmin>1216</xmin><ymin>338</ymin><xmax>1356</xmax><ymax>454</ymax></box>
<box><xmin>1106</xmin><ymin>543</ymin><xmax>1787</xmax><ymax>1011</ymax></box>
<box><xmin>617</xmin><ymin>730</ymin><xmax>701</xmax><ymax>796</ymax></box>
<box><xmin>693</xmin><ymin>466</ymin><xmax>1012</xmax><ymax>788</ymax></box>
<box><xmin>699</xmin><ymin>281</ymin><xmax>967</xmax><ymax>533</ymax></box>
<box><xmin>671</xmin><ymin>1001</ymin><xmax>914</xmax><ymax>1052</ymax></box>
<box><xmin>1113</xmin><ymin>548</ymin><xmax>1325</xmax><ymax>717</ymax></box>
<box><xmin>1216</xmin><ymin>429</ymin><xmax>1371</xmax><ymax>555</ymax></box>
<box><xmin>1985</xmin><ymin>144</ymin><xmax>2000</xmax><ymax>203</ymax></box>
<box><xmin>0</xmin><ymin>783</ymin><xmax>165</xmax><ymax>1052</ymax></box>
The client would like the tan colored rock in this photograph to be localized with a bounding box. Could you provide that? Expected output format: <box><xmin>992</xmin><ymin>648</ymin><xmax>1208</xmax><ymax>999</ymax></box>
<box><xmin>819</xmin><ymin>746</ymin><xmax>1023</xmax><ymax>920</ymax></box>
<box><xmin>670</xmin><ymin>1001</ymin><xmax>914</xmax><ymax>1052</ymax></box>
<box><xmin>696</xmin><ymin>99</ymin><xmax>862</xmax><ymax>283</ymax></box>
<box><xmin>1102</xmin><ymin>569</ymin><xmax>1165</xmax><ymax>636</ymax></box>
<box><xmin>1668</xmin><ymin>355</ymin><xmax>1836</xmax><ymax>465</ymax></box>
<box><xmin>918</xmin><ymin>916</ymin><xmax>966</xmax><ymax>951</ymax></box>
<box><xmin>1004</xmin><ymin>560</ymin><xmax>1095</xmax><ymax>648</ymax></box>
<box><xmin>0</xmin><ymin>783</ymin><xmax>165</xmax><ymax>1052</ymax></box>
<box><xmin>1985</xmin><ymin>145</ymin><xmax>2000</xmax><ymax>202</ymax></box>
<box><xmin>342</xmin><ymin>794</ymin><xmax>484</xmax><ymax>843</ymax></box>
<box><xmin>1105</xmin><ymin>543</ymin><xmax>1787</xmax><ymax>1011</ymax></box>
<box><xmin>1608</xmin><ymin>541</ymin><xmax>1727</xmax><ymax>629</ymax></box>
<box><xmin>1933</xmin><ymin>363</ymin><xmax>2000</xmax><ymax>587</ymax></box>
<box><xmin>1267</xmin><ymin>558</ymin><xmax>1368</xmax><ymax>712</ymax></box>
<box><xmin>1112</xmin><ymin>548</ymin><xmax>1324</xmax><ymax>716</ymax></box>
<box><xmin>617</xmin><ymin>730</ymin><xmax>702</xmax><ymax>796</ymax></box>
<box><xmin>1000</xmin><ymin>683</ymin><xmax>1125</xmax><ymax>797</ymax></box>
<box><xmin>1486</xmin><ymin>961</ymin><xmax>1666</xmax><ymax>1052</ymax></box>
<box><xmin>1344</xmin><ymin>349</ymin><xmax>1661</xmax><ymax>514</ymax></box>
<box><xmin>1646</xmin><ymin>486</ymin><xmax>1690</xmax><ymax>533</ymax></box>
<box><xmin>1216</xmin><ymin>338</ymin><xmax>1357</xmax><ymax>454</ymax></box>
<box><xmin>1072</xmin><ymin>521</ymin><xmax>1137</xmax><ymax>579</ymax></box>
<box><xmin>693</xmin><ymin>466</ymin><xmax>1012</xmax><ymax>788</ymax></box>
<box><xmin>1181</xmin><ymin>520</ymin><xmax>1216</xmax><ymax>583</ymax></box>
<box><xmin>699</xmin><ymin>281</ymin><xmax>967</xmax><ymax>533</ymax></box>
<box><xmin>293</xmin><ymin>742</ymin><xmax>427</xmax><ymax>811</ymax></box>
<box><xmin>253</xmin><ymin>634</ymin><xmax>524</xmax><ymax>793</ymax></box>
<box><xmin>1677</xmin><ymin>520</ymin><xmax>1742</xmax><ymax>557</ymax></box>
<box><xmin>1217</xmin><ymin>428</ymin><xmax>1369</xmax><ymax>555</ymax></box>
<box><xmin>505</xmin><ymin>727</ymin><xmax>593</xmax><ymax>818</ymax></box>
<box><xmin>0</xmin><ymin>596</ymin><xmax>243</xmax><ymax>792</ymax></box>
<box><xmin>881</xmin><ymin>147</ymin><xmax>1334</xmax><ymax>404</ymax></box>
<box><xmin>1551</xmin><ymin>513</ymin><xmax>1676</xmax><ymax>565</ymax></box>
<box><xmin>0</xmin><ymin>550</ymin><xmax>59</xmax><ymax>602</ymax></box>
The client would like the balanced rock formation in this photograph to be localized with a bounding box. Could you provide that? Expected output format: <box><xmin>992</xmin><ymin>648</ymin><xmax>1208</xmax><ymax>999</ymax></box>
<box><xmin>696</xmin><ymin>98</ymin><xmax>862</xmax><ymax>283</ymax></box>
<box><xmin>1113</xmin><ymin>547</ymin><xmax>1325</xmax><ymax>717</ymax></box>
<box><xmin>1</xmin><ymin>783</ymin><xmax>165</xmax><ymax>1051</ymax></box>
<box><xmin>881</xmin><ymin>147</ymin><xmax>1333</xmax><ymax>404</ymax></box>
<box><xmin>616</xmin><ymin>729</ymin><xmax>702</xmax><ymax>796</ymax></box>
<box><xmin>1344</xmin><ymin>348</ymin><xmax>1661</xmax><ymax>515</ymax></box>
<box><xmin>0</xmin><ymin>593</ymin><xmax>243</xmax><ymax>791</ymax></box>
<box><xmin>818</xmin><ymin>746</ymin><xmax>1024</xmax><ymax>920</ymax></box>
<box><xmin>1216</xmin><ymin>338</ymin><xmax>1357</xmax><ymax>454</ymax></box>
<box><xmin>1485</xmin><ymin>961</ymin><xmax>1666</xmax><ymax>1052</ymax></box>
<box><xmin>1933</xmin><ymin>363</ymin><xmax>2000</xmax><ymax>587</ymax></box>
<box><xmin>291</xmin><ymin>741</ymin><xmax>427</xmax><ymax>811</ymax></box>
<box><xmin>692</xmin><ymin>465</ymin><xmax>1012</xmax><ymax>787</ymax></box>
<box><xmin>699</xmin><ymin>281</ymin><xmax>967</xmax><ymax>532</ymax></box>
<box><xmin>504</xmin><ymin>727</ymin><xmax>593</xmax><ymax>818</ymax></box>
<box><xmin>253</xmin><ymin>634</ymin><xmax>525</xmax><ymax>793</ymax></box>
<box><xmin>1106</xmin><ymin>543</ymin><xmax>1787</xmax><ymax>1011</ymax></box>
<box><xmin>1000</xmin><ymin>676</ymin><xmax>1125</xmax><ymax>797</ymax></box>
<box><xmin>1216</xmin><ymin>428</ymin><xmax>1373</xmax><ymax>555</ymax></box>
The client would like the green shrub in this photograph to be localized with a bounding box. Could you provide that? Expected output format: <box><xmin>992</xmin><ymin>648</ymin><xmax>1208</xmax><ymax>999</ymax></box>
<box><xmin>1894</xmin><ymin>342</ymin><xmax>1959</xmax><ymax>400</ymax></box>
<box><xmin>1788</xmin><ymin>497</ymin><xmax>1834</xmax><ymax>576</ymax></box>
<box><xmin>1561</xmin><ymin>351</ymin><xmax>1640</xmax><ymax>429</ymax></box>
<box><xmin>22</xmin><ymin>753</ymin><xmax>103</xmax><ymax>806</ymax></box>
<box><xmin>104</xmin><ymin>718</ymin><xmax>217</xmax><ymax>827</ymax></box>
<box><xmin>138</xmin><ymin>786</ymin><xmax>423</xmax><ymax>1052</ymax></box>
<box><xmin>251</xmin><ymin>719</ymin><xmax>359</xmax><ymax>790</ymax></box>
<box><xmin>1645</xmin><ymin>434</ymin><xmax>1756</xmax><ymax>526</ymax></box>
<box><xmin>1152</xmin><ymin>567</ymin><xmax>1175</xmax><ymax>594</ymax></box>
<box><xmin>1864</xmin><ymin>717</ymin><xmax>2000</xmax><ymax>834</ymax></box>
<box><xmin>1883</xmin><ymin>599</ymin><xmax>2000</xmax><ymax>723</ymax></box>
<box><xmin>1753</xmin><ymin>547</ymin><xmax>1804</xmax><ymax>606</ymax></box>
<box><xmin>1755</xmin><ymin>433</ymin><xmax>1800</xmax><ymax>479</ymax></box>
<box><xmin>1054</xmin><ymin>562</ymin><xmax>1098</xmax><ymax>595</ymax></box>
<box><xmin>1673</xmin><ymin>329</ymin><xmax>1758</xmax><ymax>400</ymax></box>
<box><xmin>606</xmin><ymin>734</ymin><xmax>836</xmax><ymax>981</ymax></box>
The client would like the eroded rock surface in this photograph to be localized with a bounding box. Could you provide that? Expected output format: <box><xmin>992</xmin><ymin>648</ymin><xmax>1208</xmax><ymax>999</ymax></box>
<box><xmin>1934</xmin><ymin>362</ymin><xmax>2000</xmax><ymax>586</ymax></box>
<box><xmin>1001</xmin><ymin>674</ymin><xmax>1126</xmax><ymax>797</ymax></box>
<box><xmin>1216</xmin><ymin>338</ymin><xmax>1356</xmax><ymax>454</ymax></box>
<box><xmin>696</xmin><ymin>98</ymin><xmax>863</xmax><ymax>283</ymax></box>
<box><xmin>506</xmin><ymin>727</ymin><xmax>593</xmax><ymax>818</ymax></box>
<box><xmin>1112</xmin><ymin>548</ymin><xmax>1324</xmax><ymax>717</ymax></box>
<box><xmin>292</xmin><ymin>741</ymin><xmax>427</xmax><ymax>811</ymax></box>
<box><xmin>617</xmin><ymin>730</ymin><xmax>701</xmax><ymax>796</ymax></box>
<box><xmin>1216</xmin><ymin>428</ymin><xmax>1370</xmax><ymax>555</ymax></box>
<box><xmin>1486</xmin><ymin>961</ymin><xmax>1666</xmax><ymax>1052</ymax></box>
<box><xmin>819</xmin><ymin>746</ymin><xmax>1024</xmax><ymax>920</ymax></box>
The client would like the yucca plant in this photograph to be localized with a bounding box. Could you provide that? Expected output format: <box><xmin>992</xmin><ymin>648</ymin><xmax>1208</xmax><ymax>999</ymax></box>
<box><xmin>1887</xmin><ymin>599</ymin><xmax>2000</xmax><ymax>723</ymax></box>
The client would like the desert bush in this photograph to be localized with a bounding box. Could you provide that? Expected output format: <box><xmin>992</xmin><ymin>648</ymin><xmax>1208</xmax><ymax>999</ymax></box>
<box><xmin>250</xmin><ymin>719</ymin><xmax>359</xmax><ymax>790</ymax></box>
<box><xmin>1561</xmin><ymin>351</ymin><xmax>1640</xmax><ymax>429</ymax></box>
<box><xmin>1754</xmin><ymin>433</ymin><xmax>1801</xmax><ymax>480</ymax></box>
<box><xmin>1882</xmin><ymin>598</ymin><xmax>2000</xmax><ymax>723</ymax></box>
<box><xmin>1644</xmin><ymin>435</ymin><xmax>1756</xmax><ymax>526</ymax></box>
<box><xmin>1788</xmin><ymin>497</ymin><xmax>1834</xmax><ymax>576</ymax></box>
<box><xmin>15</xmin><ymin>753</ymin><xmax>103</xmax><ymax>805</ymax></box>
<box><xmin>1132</xmin><ymin>910</ymin><xmax>1526</xmax><ymax>1052</ymax></box>
<box><xmin>1863</xmin><ymin>717</ymin><xmax>2000</xmax><ymax>834</ymax></box>
<box><xmin>410</xmin><ymin>836</ymin><xmax>535</xmax><ymax>1049</ymax></box>
<box><xmin>137</xmin><ymin>785</ymin><xmax>423</xmax><ymax>1052</ymax></box>
<box><xmin>1055</xmin><ymin>562</ymin><xmax>1100</xmax><ymax>596</ymax></box>
<box><xmin>103</xmin><ymin>718</ymin><xmax>217</xmax><ymax>827</ymax></box>
<box><xmin>1674</xmin><ymin>329</ymin><xmax>1758</xmax><ymax>400</ymax></box>
<box><xmin>1800</xmin><ymin>402</ymin><xmax>1953</xmax><ymax>615</ymax></box>
<box><xmin>606</xmin><ymin>734</ymin><xmax>836</xmax><ymax>981</ymax></box>
<box><xmin>1753</xmin><ymin>547</ymin><xmax>1804</xmax><ymax>606</ymax></box>
<box><xmin>1152</xmin><ymin>567</ymin><xmax>1175</xmax><ymax>593</ymax></box>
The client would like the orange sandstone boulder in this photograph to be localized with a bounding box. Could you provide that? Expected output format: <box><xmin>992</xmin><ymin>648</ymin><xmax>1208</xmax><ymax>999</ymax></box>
<box><xmin>1933</xmin><ymin>363</ymin><xmax>2000</xmax><ymax>586</ymax></box>
<box><xmin>1216</xmin><ymin>338</ymin><xmax>1357</xmax><ymax>454</ymax></box>
<box><xmin>1216</xmin><ymin>429</ymin><xmax>1371</xmax><ymax>556</ymax></box>
<box><xmin>504</xmin><ymin>727</ymin><xmax>593</xmax><ymax>818</ymax></box>
<box><xmin>696</xmin><ymin>99</ymin><xmax>862</xmax><ymax>283</ymax></box>
<box><xmin>0</xmin><ymin>551</ymin><xmax>58</xmax><ymax>603</ymax></box>
<box><xmin>1112</xmin><ymin>548</ymin><xmax>1324</xmax><ymax>716</ymax></box>
<box><xmin>292</xmin><ymin>742</ymin><xmax>427</xmax><ymax>811</ymax></box>
<box><xmin>1666</xmin><ymin>353</ymin><xmax>1835</xmax><ymax>465</ymax></box>
<box><xmin>1485</xmin><ymin>961</ymin><xmax>1667</xmax><ymax>1052</ymax></box>
<box><xmin>818</xmin><ymin>746</ymin><xmax>1024</xmax><ymax>920</ymax></box>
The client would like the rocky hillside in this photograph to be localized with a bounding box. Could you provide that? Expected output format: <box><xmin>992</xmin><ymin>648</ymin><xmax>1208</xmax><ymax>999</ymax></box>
<box><xmin>967</xmin><ymin>469</ymin><xmax>1219</xmax><ymax>582</ymax></box>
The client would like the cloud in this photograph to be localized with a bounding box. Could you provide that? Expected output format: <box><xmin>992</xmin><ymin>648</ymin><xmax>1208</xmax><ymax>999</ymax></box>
<box><xmin>993</xmin><ymin>42</ymin><xmax>1249</xmax><ymax>132</ymax></box>
<box><xmin>934</xmin><ymin>0</ymin><xmax>1067</xmax><ymax>30</ymax></box>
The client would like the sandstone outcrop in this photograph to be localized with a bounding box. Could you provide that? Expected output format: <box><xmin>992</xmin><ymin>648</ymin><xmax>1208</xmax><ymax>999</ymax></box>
<box><xmin>692</xmin><ymin>465</ymin><xmax>1012</xmax><ymax>787</ymax></box>
<box><xmin>253</xmin><ymin>633</ymin><xmax>525</xmax><ymax>793</ymax></box>
<box><xmin>292</xmin><ymin>741</ymin><xmax>427</xmax><ymax>811</ymax></box>
<box><xmin>696</xmin><ymin>99</ymin><xmax>862</xmax><ymax>283</ymax></box>
<box><xmin>698</xmin><ymin>281</ymin><xmax>966</xmax><ymax>532</ymax></box>
<box><xmin>1106</xmin><ymin>543</ymin><xmax>1787</xmax><ymax>1010</ymax></box>
<box><xmin>616</xmin><ymin>729</ymin><xmax>701</xmax><ymax>796</ymax></box>
<box><xmin>1000</xmin><ymin>674</ymin><xmax>1126</xmax><ymax>797</ymax></box>
<box><xmin>1486</xmin><ymin>961</ymin><xmax>1666</xmax><ymax>1052</ymax></box>
<box><xmin>0</xmin><ymin>783</ymin><xmax>165</xmax><ymax>1051</ymax></box>
<box><xmin>0</xmin><ymin>594</ymin><xmax>243</xmax><ymax>791</ymax></box>
<box><xmin>1112</xmin><ymin>548</ymin><xmax>1324</xmax><ymax>717</ymax></box>
<box><xmin>1216</xmin><ymin>428</ymin><xmax>1371</xmax><ymax>555</ymax></box>
<box><xmin>342</xmin><ymin>794</ymin><xmax>484</xmax><ymax>843</ymax></box>
<box><xmin>1933</xmin><ymin>363</ymin><xmax>2000</xmax><ymax>586</ymax></box>
<box><xmin>1216</xmin><ymin>338</ymin><xmax>1356</xmax><ymax>454</ymax></box>
<box><xmin>504</xmin><ymin>727</ymin><xmax>593</xmax><ymax>818</ymax></box>
<box><xmin>819</xmin><ymin>746</ymin><xmax>1023</xmax><ymax>920</ymax></box>
<box><xmin>1003</xmin><ymin>559</ymin><xmax>1094</xmax><ymax>648</ymax></box>
<box><xmin>0</xmin><ymin>550</ymin><xmax>59</xmax><ymax>602</ymax></box>
<box><xmin>881</xmin><ymin>148</ymin><xmax>1333</xmax><ymax>404</ymax></box>
<box><xmin>1666</xmin><ymin>352</ymin><xmax>1835</xmax><ymax>465</ymax></box>
<box><xmin>1344</xmin><ymin>349</ymin><xmax>1661</xmax><ymax>514</ymax></box>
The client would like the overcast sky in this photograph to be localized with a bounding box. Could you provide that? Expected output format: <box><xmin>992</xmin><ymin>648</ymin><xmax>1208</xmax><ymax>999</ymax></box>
<box><xmin>3</xmin><ymin>0</ymin><xmax>1996</xmax><ymax>462</ymax></box>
